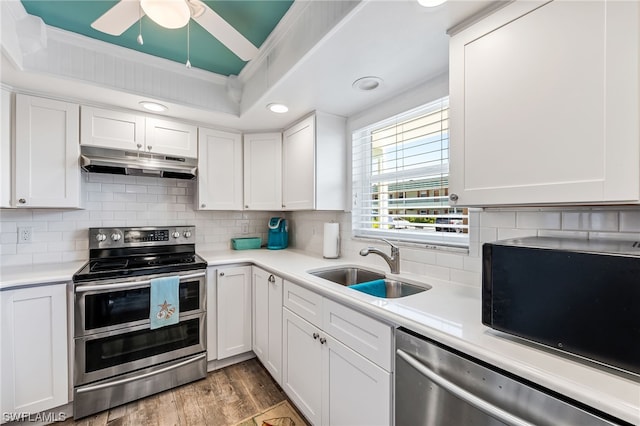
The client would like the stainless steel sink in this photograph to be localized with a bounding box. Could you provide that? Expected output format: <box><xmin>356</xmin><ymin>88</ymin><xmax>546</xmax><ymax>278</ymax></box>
<box><xmin>360</xmin><ymin>279</ymin><xmax>428</xmax><ymax>298</ymax></box>
<box><xmin>308</xmin><ymin>267</ymin><xmax>429</xmax><ymax>298</ymax></box>
<box><xmin>309</xmin><ymin>267</ymin><xmax>385</xmax><ymax>286</ymax></box>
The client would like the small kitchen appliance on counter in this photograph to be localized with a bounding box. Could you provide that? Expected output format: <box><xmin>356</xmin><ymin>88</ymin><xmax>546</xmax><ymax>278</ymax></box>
<box><xmin>267</xmin><ymin>217</ymin><xmax>288</xmax><ymax>250</ymax></box>
<box><xmin>483</xmin><ymin>236</ymin><xmax>640</xmax><ymax>377</ymax></box>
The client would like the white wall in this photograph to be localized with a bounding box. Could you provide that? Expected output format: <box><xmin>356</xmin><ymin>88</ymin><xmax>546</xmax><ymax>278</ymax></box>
<box><xmin>0</xmin><ymin>172</ymin><xmax>276</xmax><ymax>267</ymax></box>
<box><xmin>286</xmin><ymin>207</ymin><xmax>640</xmax><ymax>287</ymax></box>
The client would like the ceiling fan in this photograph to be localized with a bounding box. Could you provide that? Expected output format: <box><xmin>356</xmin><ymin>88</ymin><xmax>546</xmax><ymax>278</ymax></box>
<box><xmin>91</xmin><ymin>0</ymin><xmax>258</xmax><ymax>61</ymax></box>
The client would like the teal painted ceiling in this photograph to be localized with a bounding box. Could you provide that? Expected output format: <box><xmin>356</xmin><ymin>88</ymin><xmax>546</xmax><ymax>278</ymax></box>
<box><xmin>20</xmin><ymin>0</ymin><xmax>294</xmax><ymax>76</ymax></box>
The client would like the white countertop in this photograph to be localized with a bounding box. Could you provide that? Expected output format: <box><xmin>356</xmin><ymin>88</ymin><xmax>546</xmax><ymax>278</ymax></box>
<box><xmin>200</xmin><ymin>248</ymin><xmax>640</xmax><ymax>425</ymax></box>
<box><xmin>0</xmin><ymin>260</ymin><xmax>86</xmax><ymax>290</ymax></box>
<box><xmin>2</xmin><ymin>249</ymin><xmax>638</xmax><ymax>424</ymax></box>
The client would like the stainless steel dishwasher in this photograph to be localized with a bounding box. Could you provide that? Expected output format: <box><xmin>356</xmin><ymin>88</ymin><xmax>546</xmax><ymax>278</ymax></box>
<box><xmin>395</xmin><ymin>328</ymin><xmax>629</xmax><ymax>426</ymax></box>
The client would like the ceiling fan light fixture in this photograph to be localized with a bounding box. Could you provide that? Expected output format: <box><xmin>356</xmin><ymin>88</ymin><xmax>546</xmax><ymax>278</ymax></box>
<box><xmin>139</xmin><ymin>101</ymin><xmax>168</xmax><ymax>112</ymax></box>
<box><xmin>267</xmin><ymin>103</ymin><xmax>289</xmax><ymax>114</ymax></box>
<box><xmin>140</xmin><ymin>0</ymin><xmax>191</xmax><ymax>29</ymax></box>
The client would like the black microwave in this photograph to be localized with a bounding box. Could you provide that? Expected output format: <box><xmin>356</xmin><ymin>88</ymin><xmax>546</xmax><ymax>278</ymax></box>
<box><xmin>482</xmin><ymin>237</ymin><xmax>640</xmax><ymax>376</ymax></box>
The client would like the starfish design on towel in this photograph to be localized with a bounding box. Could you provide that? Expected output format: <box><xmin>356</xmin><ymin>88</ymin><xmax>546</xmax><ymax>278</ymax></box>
<box><xmin>156</xmin><ymin>300</ymin><xmax>176</xmax><ymax>320</ymax></box>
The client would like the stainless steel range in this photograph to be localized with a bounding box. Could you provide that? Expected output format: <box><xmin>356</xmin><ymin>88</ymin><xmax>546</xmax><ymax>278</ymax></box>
<box><xmin>72</xmin><ymin>226</ymin><xmax>208</xmax><ymax>419</ymax></box>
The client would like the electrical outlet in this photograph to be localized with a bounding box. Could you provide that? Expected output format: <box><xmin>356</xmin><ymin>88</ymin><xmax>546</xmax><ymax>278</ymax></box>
<box><xmin>240</xmin><ymin>221</ymin><xmax>249</xmax><ymax>234</ymax></box>
<box><xmin>18</xmin><ymin>227</ymin><xmax>32</xmax><ymax>244</ymax></box>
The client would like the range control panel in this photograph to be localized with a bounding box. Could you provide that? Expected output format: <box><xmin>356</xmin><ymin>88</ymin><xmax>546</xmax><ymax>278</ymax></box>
<box><xmin>89</xmin><ymin>226</ymin><xmax>195</xmax><ymax>249</ymax></box>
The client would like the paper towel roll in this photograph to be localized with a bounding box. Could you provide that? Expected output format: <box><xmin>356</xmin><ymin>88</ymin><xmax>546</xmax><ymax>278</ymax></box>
<box><xmin>323</xmin><ymin>222</ymin><xmax>340</xmax><ymax>259</ymax></box>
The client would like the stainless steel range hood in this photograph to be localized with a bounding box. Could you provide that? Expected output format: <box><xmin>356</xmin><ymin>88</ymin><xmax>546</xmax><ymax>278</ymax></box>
<box><xmin>80</xmin><ymin>146</ymin><xmax>197</xmax><ymax>180</ymax></box>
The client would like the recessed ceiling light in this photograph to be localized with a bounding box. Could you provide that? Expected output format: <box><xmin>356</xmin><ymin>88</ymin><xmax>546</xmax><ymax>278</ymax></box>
<box><xmin>417</xmin><ymin>0</ymin><xmax>447</xmax><ymax>7</ymax></box>
<box><xmin>267</xmin><ymin>103</ymin><xmax>289</xmax><ymax>113</ymax></box>
<box><xmin>352</xmin><ymin>76</ymin><xmax>383</xmax><ymax>91</ymax></box>
<box><xmin>139</xmin><ymin>101</ymin><xmax>168</xmax><ymax>112</ymax></box>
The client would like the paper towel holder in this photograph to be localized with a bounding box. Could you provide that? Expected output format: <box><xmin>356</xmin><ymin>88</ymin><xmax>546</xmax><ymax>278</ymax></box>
<box><xmin>323</xmin><ymin>222</ymin><xmax>340</xmax><ymax>259</ymax></box>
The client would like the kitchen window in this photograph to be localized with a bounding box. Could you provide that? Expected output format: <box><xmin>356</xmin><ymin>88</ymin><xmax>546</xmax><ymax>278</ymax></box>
<box><xmin>352</xmin><ymin>96</ymin><xmax>469</xmax><ymax>248</ymax></box>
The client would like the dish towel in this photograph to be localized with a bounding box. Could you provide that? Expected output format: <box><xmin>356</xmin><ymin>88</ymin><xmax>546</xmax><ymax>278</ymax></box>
<box><xmin>349</xmin><ymin>279</ymin><xmax>387</xmax><ymax>298</ymax></box>
<box><xmin>150</xmin><ymin>276</ymin><xmax>180</xmax><ymax>329</ymax></box>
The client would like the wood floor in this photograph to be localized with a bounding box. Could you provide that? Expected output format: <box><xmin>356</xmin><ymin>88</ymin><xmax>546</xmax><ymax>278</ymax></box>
<box><xmin>61</xmin><ymin>359</ymin><xmax>302</xmax><ymax>426</ymax></box>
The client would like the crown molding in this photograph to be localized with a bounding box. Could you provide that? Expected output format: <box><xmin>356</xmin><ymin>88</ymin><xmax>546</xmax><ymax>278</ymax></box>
<box><xmin>47</xmin><ymin>26</ymin><xmax>229</xmax><ymax>85</ymax></box>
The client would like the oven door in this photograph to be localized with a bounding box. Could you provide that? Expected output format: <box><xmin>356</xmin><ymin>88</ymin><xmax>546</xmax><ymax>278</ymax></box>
<box><xmin>74</xmin><ymin>312</ymin><xmax>206</xmax><ymax>386</ymax></box>
<box><xmin>74</xmin><ymin>271</ymin><xmax>205</xmax><ymax>337</ymax></box>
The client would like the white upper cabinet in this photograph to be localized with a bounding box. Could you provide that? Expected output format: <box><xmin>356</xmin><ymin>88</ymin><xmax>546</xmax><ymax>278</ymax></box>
<box><xmin>145</xmin><ymin>117</ymin><xmax>197</xmax><ymax>158</ymax></box>
<box><xmin>81</xmin><ymin>106</ymin><xmax>197</xmax><ymax>158</ymax></box>
<box><xmin>15</xmin><ymin>94</ymin><xmax>81</xmax><ymax>208</ymax></box>
<box><xmin>449</xmin><ymin>0</ymin><xmax>639</xmax><ymax>206</ymax></box>
<box><xmin>243</xmin><ymin>132</ymin><xmax>282</xmax><ymax>210</ymax></box>
<box><xmin>1</xmin><ymin>88</ymin><xmax>12</xmax><ymax>208</ymax></box>
<box><xmin>80</xmin><ymin>106</ymin><xmax>144</xmax><ymax>151</ymax></box>
<box><xmin>197</xmin><ymin>128</ymin><xmax>243</xmax><ymax>210</ymax></box>
<box><xmin>282</xmin><ymin>112</ymin><xmax>346</xmax><ymax>211</ymax></box>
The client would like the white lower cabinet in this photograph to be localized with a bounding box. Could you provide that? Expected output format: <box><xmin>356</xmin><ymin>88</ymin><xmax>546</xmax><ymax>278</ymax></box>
<box><xmin>0</xmin><ymin>283</ymin><xmax>69</xmax><ymax>415</ymax></box>
<box><xmin>282</xmin><ymin>281</ymin><xmax>392</xmax><ymax>426</ymax></box>
<box><xmin>216</xmin><ymin>266</ymin><xmax>252</xmax><ymax>360</ymax></box>
<box><xmin>323</xmin><ymin>333</ymin><xmax>390</xmax><ymax>426</ymax></box>
<box><xmin>282</xmin><ymin>308</ymin><xmax>323</xmax><ymax>424</ymax></box>
<box><xmin>252</xmin><ymin>267</ymin><xmax>283</xmax><ymax>384</ymax></box>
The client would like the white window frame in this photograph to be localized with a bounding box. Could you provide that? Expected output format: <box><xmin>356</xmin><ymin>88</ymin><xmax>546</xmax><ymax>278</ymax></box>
<box><xmin>351</xmin><ymin>96</ymin><xmax>469</xmax><ymax>248</ymax></box>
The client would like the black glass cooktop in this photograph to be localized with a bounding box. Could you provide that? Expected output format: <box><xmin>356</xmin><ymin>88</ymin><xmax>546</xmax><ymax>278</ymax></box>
<box><xmin>73</xmin><ymin>246</ymin><xmax>207</xmax><ymax>283</ymax></box>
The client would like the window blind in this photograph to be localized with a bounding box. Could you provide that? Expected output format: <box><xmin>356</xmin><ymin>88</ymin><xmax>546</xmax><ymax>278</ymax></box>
<box><xmin>352</xmin><ymin>96</ymin><xmax>469</xmax><ymax>248</ymax></box>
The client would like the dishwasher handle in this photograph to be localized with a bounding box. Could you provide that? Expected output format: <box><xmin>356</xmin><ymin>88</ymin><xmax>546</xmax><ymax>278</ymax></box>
<box><xmin>396</xmin><ymin>349</ymin><xmax>535</xmax><ymax>426</ymax></box>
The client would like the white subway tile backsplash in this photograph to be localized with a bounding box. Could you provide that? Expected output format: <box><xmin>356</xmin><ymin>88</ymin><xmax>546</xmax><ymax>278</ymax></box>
<box><xmin>4</xmin><ymin>170</ymin><xmax>640</xmax><ymax>273</ymax></box>
<box><xmin>619</xmin><ymin>210</ymin><xmax>640</xmax><ymax>232</ymax></box>
<box><xmin>88</xmin><ymin>192</ymin><xmax>114</xmax><ymax>202</ymax></box>
<box><xmin>436</xmin><ymin>252</ymin><xmax>464</xmax><ymax>269</ymax></box>
<box><xmin>562</xmin><ymin>211</ymin><xmax>619</xmax><ymax>231</ymax></box>
<box><xmin>113</xmin><ymin>193</ymin><xmax>137</xmax><ymax>202</ymax></box>
<box><xmin>125</xmin><ymin>184</ymin><xmax>148</xmax><ymax>194</ymax></box>
<box><xmin>497</xmin><ymin>228</ymin><xmax>536</xmax><ymax>240</ymax></box>
<box><xmin>516</xmin><ymin>211</ymin><xmax>561</xmax><ymax>230</ymax></box>
<box><xmin>480</xmin><ymin>211</ymin><xmax>516</xmax><ymax>228</ymax></box>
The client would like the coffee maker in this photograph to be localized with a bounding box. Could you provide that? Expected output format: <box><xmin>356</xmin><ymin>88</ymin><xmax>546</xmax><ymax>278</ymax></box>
<box><xmin>267</xmin><ymin>217</ymin><xmax>288</xmax><ymax>250</ymax></box>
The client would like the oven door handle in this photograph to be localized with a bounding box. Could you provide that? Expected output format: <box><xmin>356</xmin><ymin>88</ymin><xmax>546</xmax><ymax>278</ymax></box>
<box><xmin>75</xmin><ymin>271</ymin><xmax>206</xmax><ymax>293</ymax></box>
<box><xmin>76</xmin><ymin>353</ymin><xmax>206</xmax><ymax>394</ymax></box>
<box><xmin>396</xmin><ymin>349</ymin><xmax>535</xmax><ymax>426</ymax></box>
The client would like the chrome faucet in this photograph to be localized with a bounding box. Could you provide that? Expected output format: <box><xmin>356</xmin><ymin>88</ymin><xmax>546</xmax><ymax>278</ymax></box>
<box><xmin>359</xmin><ymin>238</ymin><xmax>400</xmax><ymax>274</ymax></box>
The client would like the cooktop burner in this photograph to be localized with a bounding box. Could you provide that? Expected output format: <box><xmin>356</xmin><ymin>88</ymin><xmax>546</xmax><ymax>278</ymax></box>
<box><xmin>73</xmin><ymin>226</ymin><xmax>207</xmax><ymax>283</ymax></box>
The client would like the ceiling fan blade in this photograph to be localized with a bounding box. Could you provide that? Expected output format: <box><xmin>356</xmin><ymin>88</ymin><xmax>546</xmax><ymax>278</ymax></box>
<box><xmin>91</xmin><ymin>0</ymin><xmax>143</xmax><ymax>36</ymax></box>
<box><xmin>193</xmin><ymin>4</ymin><xmax>258</xmax><ymax>61</ymax></box>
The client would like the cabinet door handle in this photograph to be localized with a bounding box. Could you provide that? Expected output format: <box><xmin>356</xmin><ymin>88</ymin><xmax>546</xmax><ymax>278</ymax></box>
<box><xmin>201</xmin><ymin>204</ymin><xmax>206</xmax><ymax>208</ymax></box>
<box><xmin>268</xmin><ymin>274</ymin><xmax>275</xmax><ymax>283</ymax></box>
<box><xmin>219</xmin><ymin>272</ymin><xmax>225</xmax><ymax>277</ymax></box>
<box><xmin>137</xmin><ymin>143</ymin><xmax>142</xmax><ymax>149</ymax></box>
<box><xmin>449</xmin><ymin>193</ymin><xmax>459</xmax><ymax>202</ymax></box>
<box><xmin>18</xmin><ymin>198</ymin><xmax>26</xmax><ymax>204</ymax></box>
<box><xmin>319</xmin><ymin>337</ymin><xmax>326</xmax><ymax>345</ymax></box>
<box><xmin>147</xmin><ymin>145</ymin><xmax>153</xmax><ymax>151</ymax></box>
<box><xmin>245</xmin><ymin>205</ymin><xmax>249</xmax><ymax>209</ymax></box>
<box><xmin>312</xmin><ymin>332</ymin><xmax>319</xmax><ymax>340</ymax></box>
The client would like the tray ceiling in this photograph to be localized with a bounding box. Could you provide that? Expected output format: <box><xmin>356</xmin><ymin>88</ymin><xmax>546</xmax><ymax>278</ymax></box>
<box><xmin>20</xmin><ymin>0</ymin><xmax>293</xmax><ymax>76</ymax></box>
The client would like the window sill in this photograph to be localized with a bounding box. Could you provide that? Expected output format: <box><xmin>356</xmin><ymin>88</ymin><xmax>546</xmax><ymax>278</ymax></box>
<box><xmin>352</xmin><ymin>235</ymin><xmax>470</xmax><ymax>255</ymax></box>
